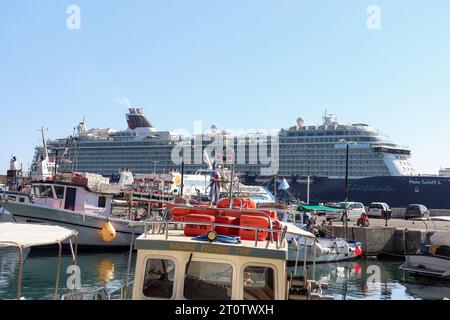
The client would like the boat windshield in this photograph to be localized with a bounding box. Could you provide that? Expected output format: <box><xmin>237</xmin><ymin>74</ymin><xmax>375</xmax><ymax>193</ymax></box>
<box><xmin>243</xmin><ymin>266</ymin><xmax>275</xmax><ymax>300</ymax></box>
<box><xmin>183</xmin><ymin>261</ymin><xmax>233</xmax><ymax>300</ymax></box>
<box><xmin>142</xmin><ymin>258</ymin><xmax>176</xmax><ymax>299</ymax></box>
<box><xmin>33</xmin><ymin>185</ymin><xmax>54</xmax><ymax>199</ymax></box>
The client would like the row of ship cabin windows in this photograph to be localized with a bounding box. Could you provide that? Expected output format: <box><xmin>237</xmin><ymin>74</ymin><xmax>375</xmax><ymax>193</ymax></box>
<box><xmin>281</xmin><ymin>136</ymin><xmax>379</xmax><ymax>143</ymax></box>
<box><xmin>284</xmin><ymin>130</ymin><xmax>380</xmax><ymax>137</ymax></box>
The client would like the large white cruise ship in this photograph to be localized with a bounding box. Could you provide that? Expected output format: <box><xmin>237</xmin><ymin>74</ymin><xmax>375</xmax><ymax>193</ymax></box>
<box><xmin>33</xmin><ymin>108</ymin><xmax>450</xmax><ymax>209</ymax></box>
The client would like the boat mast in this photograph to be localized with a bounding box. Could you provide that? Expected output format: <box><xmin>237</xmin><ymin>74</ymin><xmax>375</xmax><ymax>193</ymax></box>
<box><xmin>273</xmin><ymin>175</ymin><xmax>277</xmax><ymax>200</ymax></box>
<box><xmin>41</xmin><ymin>127</ymin><xmax>49</xmax><ymax>160</ymax></box>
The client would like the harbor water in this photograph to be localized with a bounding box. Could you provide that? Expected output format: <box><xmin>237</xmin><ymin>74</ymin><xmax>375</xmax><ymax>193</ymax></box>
<box><xmin>1</xmin><ymin>249</ymin><xmax>449</xmax><ymax>300</ymax></box>
<box><xmin>0</xmin><ymin>249</ymin><xmax>136</xmax><ymax>300</ymax></box>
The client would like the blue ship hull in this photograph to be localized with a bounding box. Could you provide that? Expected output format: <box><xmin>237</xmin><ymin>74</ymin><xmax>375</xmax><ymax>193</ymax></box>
<box><xmin>246</xmin><ymin>176</ymin><xmax>450</xmax><ymax>209</ymax></box>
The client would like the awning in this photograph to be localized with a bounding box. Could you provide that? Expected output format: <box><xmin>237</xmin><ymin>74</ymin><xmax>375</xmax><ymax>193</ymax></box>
<box><xmin>0</xmin><ymin>223</ymin><xmax>77</xmax><ymax>248</ymax></box>
<box><xmin>298</xmin><ymin>205</ymin><xmax>341</xmax><ymax>212</ymax></box>
<box><xmin>280</xmin><ymin>222</ymin><xmax>316</xmax><ymax>240</ymax></box>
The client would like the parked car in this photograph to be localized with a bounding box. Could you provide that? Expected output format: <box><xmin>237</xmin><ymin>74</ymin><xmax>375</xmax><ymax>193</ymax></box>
<box><xmin>368</xmin><ymin>202</ymin><xmax>390</xmax><ymax>218</ymax></box>
<box><xmin>325</xmin><ymin>202</ymin><xmax>366</xmax><ymax>221</ymax></box>
<box><xmin>404</xmin><ymin>204</ymin><xmax>431</xmax><ymax>220</ymax></box>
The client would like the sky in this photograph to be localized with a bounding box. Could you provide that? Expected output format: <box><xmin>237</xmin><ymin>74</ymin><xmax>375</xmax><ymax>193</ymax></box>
<box><xmin>1</xmin><ymin>0</ymin><xmax>449</xmax><ymax>174</ymax></box>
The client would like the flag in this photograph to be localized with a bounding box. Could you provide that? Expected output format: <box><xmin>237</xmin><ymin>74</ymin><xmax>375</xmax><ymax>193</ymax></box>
<box><xmin>278</xmin><ymin>178</ymin><xmax>290</xmax><ymax>190</ymax></box>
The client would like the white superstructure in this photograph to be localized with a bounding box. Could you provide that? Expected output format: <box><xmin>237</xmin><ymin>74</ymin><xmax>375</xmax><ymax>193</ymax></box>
<box><xmin>439</xmin><ymin>168</ymin><xmax>450</xmax><ymax>177</ymax></box>
<box><xmin>36</xmin><ymin>109</ymin><xmax>417</xmax><ymax>179</ymax></box>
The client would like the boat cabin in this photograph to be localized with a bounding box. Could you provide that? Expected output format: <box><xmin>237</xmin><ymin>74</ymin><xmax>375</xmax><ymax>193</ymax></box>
<box><xmin>132</xmin><ymin>229</ymin><xmax>288</xmax><ymax>300</ymax></box>
<box><xmin>130</xmin><ymin>204</ymin><xmax>330</xmax><ymax>300</ymax></box>
<box><xmin>30</xmin><ymin>180</ymin><xmax>112</xmax><ymax>215</ymax></box>
<box><xmin>0</xmin><ymin>191</ymin><xmax>31</xmax><ymax>204</ymax></box>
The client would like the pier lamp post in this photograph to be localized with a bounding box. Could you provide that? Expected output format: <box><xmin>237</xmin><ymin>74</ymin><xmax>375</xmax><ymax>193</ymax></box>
<box><xmin>339</xmin><ymin>139</ymin><xmax>357</xmax><ymax>239</ymax></box>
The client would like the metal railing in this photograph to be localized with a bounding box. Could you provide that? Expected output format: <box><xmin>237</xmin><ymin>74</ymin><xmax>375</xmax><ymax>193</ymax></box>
<box><xmin>60</xmin><ymin>281</ymin><xmax>134</xmax><ymax>300</ymax></box>
<box><xmin>128</xmin><ymin>205</ymin><xmax>291</xmax><ymax>249</ymax></box>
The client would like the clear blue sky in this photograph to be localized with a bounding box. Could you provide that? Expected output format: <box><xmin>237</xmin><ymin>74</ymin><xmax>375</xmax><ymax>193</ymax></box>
<box><xmin>1</xmin><ymin>0</ymin><xmax>449</xmax><ymax>174</ymax></box>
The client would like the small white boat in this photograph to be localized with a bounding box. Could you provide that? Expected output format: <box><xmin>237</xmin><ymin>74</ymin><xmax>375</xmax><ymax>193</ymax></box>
<box><xmin>400</xmin><ymin>232</ymin><xmax>450</xmax><ymax>278</ymax></box>
<box><xmin>276</xmin><ymin>208</ymin><xmax>362</xmax><ymax>263</ymax></box>
<box><xmin>287</xmin><ymin>237</ymin><xmax>362</xmax><ymax>263</ymax></box>
<box><xmin>0</xmin><ymin>222</ymin><xmax>77</xmax><ymax>300</ymax></box>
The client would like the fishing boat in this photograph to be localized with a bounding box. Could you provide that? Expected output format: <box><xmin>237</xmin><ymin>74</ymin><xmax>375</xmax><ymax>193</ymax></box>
<box><xmin>1</xmin><ymin>135</ymin><xmax>156</xmax><ymax>248</ymax></box>
<box><xmin>2</xmin><ymin>177</ymin><xmax>146</xmax><ymax>248</ymax></box>
<box><xmin>400</xmin><ymin>232</ymin><xmax>450</xmax><ymax>278</ymax></box>
<box><xmin>123</xmin><ymin>200</ymin><xmax>334</xmax><ymax>300</ymax></box>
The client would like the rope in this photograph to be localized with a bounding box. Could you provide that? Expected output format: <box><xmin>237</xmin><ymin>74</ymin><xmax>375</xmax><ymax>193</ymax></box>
<box><xmin>376</xmin><ymin>250</ymin><xmax>409</xmax><ymax>258</ymax></box>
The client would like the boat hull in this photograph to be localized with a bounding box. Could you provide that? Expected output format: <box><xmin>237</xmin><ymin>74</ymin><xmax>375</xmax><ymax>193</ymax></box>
<box><xmin>400</xmin><ymin>255</ymin><xmax>450</xmax><ymax>278</ymax></box>
<box><xmin>287</xmin><ymin>237</ymin><xmax>360</xmax><ymax>264</ymax></box>
<box><xmin>246</xmin><ymin>175</ymin><xmax>450</xmax><ymax>209</ymax></box>
<box><xmin>3</xmin><ymin>202</ymin><xmax>143</xmax><ymax>248</ymax></box>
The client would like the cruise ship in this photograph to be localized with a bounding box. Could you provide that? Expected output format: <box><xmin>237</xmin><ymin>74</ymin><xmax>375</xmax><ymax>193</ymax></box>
<box><xmin>34</xmin><ymin>108</ymin><xmax>450</xmax><ymax>209</ymax></box>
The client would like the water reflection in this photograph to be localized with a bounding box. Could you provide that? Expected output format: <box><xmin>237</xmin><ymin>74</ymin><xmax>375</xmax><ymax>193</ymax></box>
<box><xmin>2</xmin><ymin>251</ymin><xmax>449</xmax><ymax>300</ymax></box>
<box><xmin>289</xmin><ymin>258</ymin><xmax>450</xmax><ymax>300</ymax></box>
<box><xmin>0</xmin><ymin>248</ymin><xmax>22</xmax><ymax>288</ymax></box>
<box><xmin>96</xmin><ymin>259</ymin><xmax>116</xmax><ymax>282</ymax></box>
<box><xmin>0</xmin><ymin>250</ymin><xmax>136</xmax><ymax>300</ymax></box>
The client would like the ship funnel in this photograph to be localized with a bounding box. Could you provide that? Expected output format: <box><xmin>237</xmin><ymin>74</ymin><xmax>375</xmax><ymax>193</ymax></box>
<box><xmin>126</xmin><ymin>107</ymin><xmax>155</xmax><ymax>130</ymax></box>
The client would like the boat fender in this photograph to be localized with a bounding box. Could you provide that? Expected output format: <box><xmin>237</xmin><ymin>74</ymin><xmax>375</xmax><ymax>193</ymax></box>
<box><xmin>291</xmin><ymin>238</ymin><xmax>299</xmax><ymax>250</ymax></box>
<box><xmin>314</xmin><ymin>242</ymin><xmax>324</xmax><ymax>257</ymax></box>
<box><xmin>332</xmin><ymin>241</ymin><xmax>341</xmax><ymax>254</ymax></box>
<box><xmin>343</xmin><ymin>242</ymin><xmax>351</xmax><ymax>256</ymax></box>
<box><xmin>100</xmin><ymin>220</ymin><xmax>117</xmax><ymax>242</ymax></box>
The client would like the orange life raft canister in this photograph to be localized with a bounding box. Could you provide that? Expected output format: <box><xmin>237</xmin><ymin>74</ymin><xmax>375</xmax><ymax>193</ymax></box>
<box><xmin>184</xmin><ymin>214</ymin><xmax>215</xmax><ymax>237</ymax></box>
<box><xmin>239</xmin><ymin>215</ymin><xmax>270</xmax><ymax>241</ymax></box>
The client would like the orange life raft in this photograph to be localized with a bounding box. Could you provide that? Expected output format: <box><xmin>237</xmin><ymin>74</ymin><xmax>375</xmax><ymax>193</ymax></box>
<box><xmin>170</xmin><ymin>198</ymin><xmax>282</xmax><ymax>241</ymax></box>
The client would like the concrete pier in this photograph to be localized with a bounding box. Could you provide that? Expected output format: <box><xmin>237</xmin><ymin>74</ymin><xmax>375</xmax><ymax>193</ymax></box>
<box><xmin>321</xmin><ymin>218</ymin><xmax>450</xmax><ymax>256</ymax></box>
<box><xmin>390</xmin><ymin>208</ymin><xmax>450</xmax><ymax>218</ymax></box>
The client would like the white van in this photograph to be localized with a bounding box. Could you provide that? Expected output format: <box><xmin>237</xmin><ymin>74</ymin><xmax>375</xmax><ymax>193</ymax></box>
<box><xmin>325</xmin><ymin>202</ymin><xmax>366</xmax><ymax>221</ymax></box>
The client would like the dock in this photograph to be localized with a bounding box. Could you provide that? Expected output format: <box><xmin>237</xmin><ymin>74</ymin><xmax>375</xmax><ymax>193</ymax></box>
<box><xmin>322</xmin><ymin>217</ymin><xmax>450</xmax><ymax>256</ymax></box>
